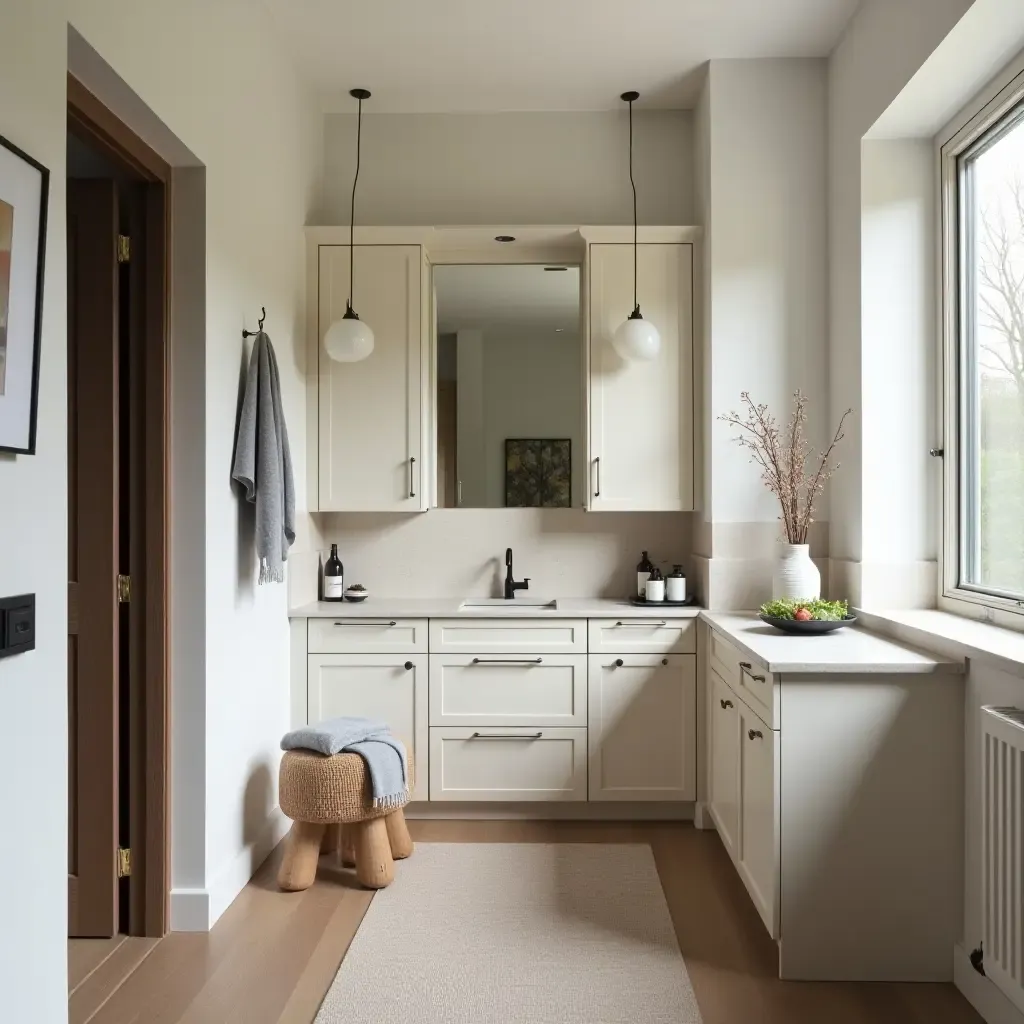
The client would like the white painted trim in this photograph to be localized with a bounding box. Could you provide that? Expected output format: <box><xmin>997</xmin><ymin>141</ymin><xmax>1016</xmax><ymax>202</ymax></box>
<box><xmin>169</xmin><ymin>888</ymin><xmax>211</xmax><ymax>932</ymax></box>
<box><xmin>954</xmin><ymin>943</ymin><xmax>1024</xmax><ymax>1024</ymax></box>
<box><xmin>172</xmin><ymin>808</ymin><xmax>289</xmax><ymax>932</ymax></box>
<box><xmin>938</xmin><ymin>54</ymin><xmax>1024</xmax><ymax>619</ymax></box>
<box><xmin>404</xmin><ymin>801</ymin><xmax>694</xmax><ymax>821</ymax></box>
<box><xmin>579</xmin><ymin>225</ymin><xmax>703</xmax><ymax>245</ymax></box>
<box><xmin>693</xmin><ymin>802</ymin><xmax>714</xmax><ymax>830</ymax></box>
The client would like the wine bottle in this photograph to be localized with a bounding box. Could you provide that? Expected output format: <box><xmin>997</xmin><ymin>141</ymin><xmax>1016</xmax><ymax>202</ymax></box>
<box><xmin>324</xmin><ymin>543</ymin><xmax>344</xmax><ymax>602</ymax></box>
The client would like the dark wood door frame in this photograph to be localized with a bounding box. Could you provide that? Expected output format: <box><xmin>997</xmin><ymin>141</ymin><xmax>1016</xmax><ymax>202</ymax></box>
<box><xmin>68</xmin><ymin>73</ymin><xmax>170</xmax><ymax>938</ymax></box>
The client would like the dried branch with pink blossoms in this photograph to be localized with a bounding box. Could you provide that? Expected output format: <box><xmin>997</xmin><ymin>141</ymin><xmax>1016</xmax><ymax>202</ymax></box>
<box><xmin>719</xmin><ymin>392</ymin><xmax>852</xmax><ymax>545</ymax></box>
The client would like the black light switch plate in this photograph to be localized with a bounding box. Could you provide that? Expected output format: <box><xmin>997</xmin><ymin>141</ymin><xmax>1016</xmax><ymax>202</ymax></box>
<box><xmin>0</xmin><ymin>594</ymin><xmax>35</xmax><ymax>659</ymax></box>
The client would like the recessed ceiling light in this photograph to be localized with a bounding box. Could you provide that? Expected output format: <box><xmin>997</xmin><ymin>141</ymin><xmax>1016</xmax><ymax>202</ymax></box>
<box><xmin>495</xmin><ymin>235</ymin><xmax>516</xmax><ymax>243</ymax></box>
<box><xmin>544</xmin><ymin>266</ymin><xmax>568</xmax><ymax>272</ymax></box>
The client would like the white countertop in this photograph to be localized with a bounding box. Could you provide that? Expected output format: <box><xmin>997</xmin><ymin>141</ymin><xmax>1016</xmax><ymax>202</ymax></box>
<box><xmin>700</xmin><ymin>612</ymin><xmax>965</xmax><ymax>675</ymax></box>
<box><xmin>289</xmin><ymin>597</ymin><xmax>703</xmax><ymax>620</ymax></box>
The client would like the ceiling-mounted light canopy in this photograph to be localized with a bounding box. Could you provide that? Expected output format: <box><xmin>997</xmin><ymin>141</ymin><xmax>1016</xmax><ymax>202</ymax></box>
<box><xmin>324</xmin><ymin>88</ymin><xmax>375</xmax><ymax>363</ymax></box>
<box><xmin>612</xmin><ymin>90</ymin><xmax>661</xmax><ymax>362</ymax></box>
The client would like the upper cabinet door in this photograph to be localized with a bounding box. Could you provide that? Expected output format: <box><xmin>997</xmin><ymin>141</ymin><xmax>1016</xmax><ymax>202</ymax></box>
<box><xmin>588</xmin><ymin>242</ymin><xmax>694</xmax><ymax>511</ymax></box>
<box><xmin>317</xmin><ymin>244</ymin><xmax>426</xmax><ymax>511</ymax></box>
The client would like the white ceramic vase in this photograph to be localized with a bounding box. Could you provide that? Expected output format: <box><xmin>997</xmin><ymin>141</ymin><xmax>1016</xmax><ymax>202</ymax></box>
<box><xmin>772</xmin><ymin>543</ymin><xmax>821</xmax><ymax>600</ymax></box>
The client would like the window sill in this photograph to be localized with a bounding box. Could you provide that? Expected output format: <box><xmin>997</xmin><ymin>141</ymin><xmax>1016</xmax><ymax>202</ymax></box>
<box><xmin>856</xmin><ymin>607</ymin><xmax>1024</xmax><ymax>678</ymax></box>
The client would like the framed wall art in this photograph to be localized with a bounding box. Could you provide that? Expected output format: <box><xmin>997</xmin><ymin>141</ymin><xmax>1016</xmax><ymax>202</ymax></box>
<box><xmin>0</xmin><ymin>133</ymin><xmax>48</xmax><ymax>454</ymax></box>
<box><xmin>504</xmin><ymin>438</ymin><xmax>571</xmax><ymax>508</ymax></box>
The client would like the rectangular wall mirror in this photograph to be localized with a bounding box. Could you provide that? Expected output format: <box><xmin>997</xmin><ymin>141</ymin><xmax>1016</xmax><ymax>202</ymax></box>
<box><xmin>434</xmin><ymin>263</ymin><xmax>583</xmax><ymax>509</ymax></box>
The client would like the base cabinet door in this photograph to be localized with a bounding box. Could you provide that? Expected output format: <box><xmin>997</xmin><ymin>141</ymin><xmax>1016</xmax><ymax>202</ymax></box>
<box><xmin>307</xmin><ymin>653</ymin><xmax>428</xmax><ymax>801</ymax></box>
<box><xmin>429</xmin><ymin>727</ymin><xmax>587</xmax><ymax>801</ymax></box>
<box><xmin>709</xmin><ymin>670</ymin><xmax>740</xmax><ymax>859</ymax></box>
<box><xmin>738</xmin><ymin>701</ymin><xmax>779</xmax><ymax>938</ymax></box>
<box><xmin>587</xmin><ymin>654</ymin><xmax>696</xmax><ymax>801</ymax></box>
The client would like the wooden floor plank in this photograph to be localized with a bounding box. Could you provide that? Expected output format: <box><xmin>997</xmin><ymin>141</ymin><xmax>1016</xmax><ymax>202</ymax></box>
<box><xmin>69</xmin><ymin>937</ymin><xmax>127</xmax><ymax>995</ymax></box>
<box><xmin>81</xmin><ymin>821</ymin><xmax>982</xmax><ymax>1024</ymax></box>
<box><xmin>68</xmin><ymin>937</ymin><xmax>160</xmax><ymax>1024</ymax></box>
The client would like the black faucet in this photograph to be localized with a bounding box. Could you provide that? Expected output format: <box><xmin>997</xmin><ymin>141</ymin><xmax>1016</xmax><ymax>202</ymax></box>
<box><xmin>504</xmin><ymin>547</ymin><xmax>530</xmax><ymax>600</ymax></box>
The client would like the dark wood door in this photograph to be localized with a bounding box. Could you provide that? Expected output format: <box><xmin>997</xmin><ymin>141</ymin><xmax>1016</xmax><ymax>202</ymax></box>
<box><xmin>68</xmin><ymin>179</ymin><xmax>121</xmax><ymax>937</ymax></box>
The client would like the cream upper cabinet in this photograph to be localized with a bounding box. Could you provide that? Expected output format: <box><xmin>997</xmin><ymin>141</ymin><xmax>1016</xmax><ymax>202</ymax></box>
<box><xmin>315</xmin><ymin>244</ymin><xmax>428</xmax><ymax>511</ymax></box>
<box><xmin>587</xmin><ymin>241</ymin><xmax>694</xmax><ymax>511</ymax></box>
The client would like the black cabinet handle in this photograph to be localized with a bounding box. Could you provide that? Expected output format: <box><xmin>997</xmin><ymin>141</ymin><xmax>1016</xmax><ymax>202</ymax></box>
<box><xmin>615</xmin><ymin>659</ymin><xmax>624</xmax><ymax>667</ymax></box>
<box><xmin>334</xmin><ymin>620</ymin><xmax>396</xmax><ymax>627</ymax></box>
<box><xmin>662</xmin><ymin>658</ymin><xmax>669</xmax><ymax>666</ymax></box>
<box><xmin>404</xmin><ymin>661</ymin><xmax>414</xmax><ymax>671</ymax></box>
<box><xmin>748</xmin><ymin>729</ymin><xmax>763</xmax><ymax>741</ymax></box>
<box><xmin>471</xmin><ymin>658</ymin><xmax>543</xmax><ymax>665</ymax></box>
<box><xmin>409</xmin><ymin>457</ymin><xmax>417</xmax><ymax>498</ymax></box>
<box><xmin>720</xmin><ymin>699</ymin><xmax>733</xmax><ymax>710</ymax></box>
<box><xmin>470</xmin><ymin>732</ymin><xmax>543</xmax><ymax>740</ymax></box>
<box><xmin>594</xmin><ymin>457</ymin><xmax>601</xmax><ymax>498</ymax></box>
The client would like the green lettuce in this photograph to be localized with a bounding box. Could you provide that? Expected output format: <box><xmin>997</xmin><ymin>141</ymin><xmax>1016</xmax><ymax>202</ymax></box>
<box><xmin>759</xmin><ymin>598</ymin><xmax>849</xmax><ymax>621</ymax></box>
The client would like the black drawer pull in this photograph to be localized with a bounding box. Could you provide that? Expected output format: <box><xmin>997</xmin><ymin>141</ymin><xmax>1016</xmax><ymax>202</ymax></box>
<box><xmin>615</xmin><ymin>620</ymin><xmax>667</xmax><ymax>627</ymax></box>
<box><xmin>748</xmin><ymin>728</ymin><xmax>763</xmax><ymax>741</ymax></box>
<box><xmin>471</xmin><ymin>658</ymin><xmax>543</xmax><ymax>665</ymax></box>
<box><xmin>720</xmin><ymin>699</ymin><xmax>733</xmax><ymax>710</ymax></box>
<box><xmin>469</xmin><ymin>732</ymin><xmax>543</xmax><ymax>740</ymax></box>
<box><xmin>334</xmin><ymin>620</ymin><xmax>397</xmax><ymax>627</ymax></box>
<box><xmin>404</xmin><ymin>661</ymin><xmax>414</xmax><ymax>671</ymax></box>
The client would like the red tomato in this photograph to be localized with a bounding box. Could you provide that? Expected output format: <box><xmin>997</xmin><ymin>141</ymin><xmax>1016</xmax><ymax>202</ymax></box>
<box><xmin>794</xmin><ymin>607</ymin><xmax>813</xmax><ymax>622</ymax></box>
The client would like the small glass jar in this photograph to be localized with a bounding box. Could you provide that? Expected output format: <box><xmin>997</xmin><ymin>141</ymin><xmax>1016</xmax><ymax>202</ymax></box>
<box><xmin>645</xmin><ymin>567</ymin><xmax>666</xmax><ymax>602</ymax></box>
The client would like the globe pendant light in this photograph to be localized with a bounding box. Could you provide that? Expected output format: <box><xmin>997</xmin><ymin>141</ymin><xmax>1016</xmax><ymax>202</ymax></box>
<box><xmin>612</xmin><ymin>90</ymin><xmax>661</xmax><ymax>362</ymax></box>
<box><xmin>324</xmin><ymin>88</ymin><xmax>375</xmax><ymax>362</ymax></box>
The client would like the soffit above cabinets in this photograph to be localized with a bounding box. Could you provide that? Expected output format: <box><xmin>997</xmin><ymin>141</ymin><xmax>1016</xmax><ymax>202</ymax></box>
<box><xmin>262</xmin><ymin>0</ymin><xmax>861</xmax><ymax>113</ymax></box>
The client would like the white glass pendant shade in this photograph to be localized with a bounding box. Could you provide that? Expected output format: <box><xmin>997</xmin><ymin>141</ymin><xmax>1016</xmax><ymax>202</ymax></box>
<box><xmin>612</xmin><ymin>311</ymin><xmax>660</xmax><ymax>361</ymax></box>
<box><xmin>324</xmin><ymin>308</ymin><xmax>374</xmax><ymax>362</ymax></box>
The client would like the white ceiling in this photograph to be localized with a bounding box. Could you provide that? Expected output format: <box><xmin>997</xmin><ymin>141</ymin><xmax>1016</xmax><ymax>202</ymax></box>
<box><xmin>260</xmin><ymin>0</ymin><xmax>861</xmax><ymax>112</ymax></box>
<box><xmin>435</xmin><ymin>264</ymin><xmax>581</xmax><ymax>335</ymax></box>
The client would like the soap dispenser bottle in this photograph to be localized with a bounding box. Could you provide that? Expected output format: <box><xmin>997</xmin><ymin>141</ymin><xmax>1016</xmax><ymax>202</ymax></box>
<box><xmin>666</xmin><ymin>565</ymin><xmax>687</xmax><ymax>603</ymax></box>
<box><xmin>645</xmin><ymin>567</ymin><xmax>666</xmax><ymax>603</ymax></box>
<box><xmin>636</xmin><ymin>551</ymin><xmax>655</xmax><ymax>599</ymax></box>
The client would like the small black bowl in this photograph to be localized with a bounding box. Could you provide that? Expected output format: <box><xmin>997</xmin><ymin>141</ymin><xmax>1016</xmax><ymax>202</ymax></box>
<box><xmin>758</xmin><ymin>614</ymin><xmax>857</xmax><ymax>635</ymax></box>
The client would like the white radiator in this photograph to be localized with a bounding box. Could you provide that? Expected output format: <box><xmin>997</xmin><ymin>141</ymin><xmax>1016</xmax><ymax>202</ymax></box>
<box><xmin>982</xmin><ymin>705</ymin><xmax>1024</xmax><ymax>1014</ymax></box>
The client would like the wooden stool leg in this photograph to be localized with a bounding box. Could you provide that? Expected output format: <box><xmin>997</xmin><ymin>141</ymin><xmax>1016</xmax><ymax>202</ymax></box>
<box><xmin>340</xmin><ymin>826</ymin><xmax>357</xmax><ymax>867</ymax></box>
<box><xmin>385</xmin><ymin>808</ymin><xmax>414</xmax><ymax>860</ymax></box>
<box><xmin>353</xmin><ymin>818</ymin><xmax>394</xmax><ymax>889</ymax></box>
<box><xmin>278</xmin><ymin>821</ymin><xmax>325</xmax><ymax>892</ymax></box>
<box><xmin>321</xmin><ymin>823</ymin><xmax>343</xmax><ymax>856</ymax></box>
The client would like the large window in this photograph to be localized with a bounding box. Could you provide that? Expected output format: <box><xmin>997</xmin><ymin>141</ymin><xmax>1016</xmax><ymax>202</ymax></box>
<box><xmin>957</xmin><ymin>101</ymin><xmax>1024</xmax><ymax>604</ymax></box>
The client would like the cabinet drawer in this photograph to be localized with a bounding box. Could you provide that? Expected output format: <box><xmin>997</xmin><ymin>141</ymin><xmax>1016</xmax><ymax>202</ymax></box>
<box><xmin>429</xmin><ymin>618</ymin><xmax>586</xmax><ymax>654</ymax></box>
<box><xmin>307</xmin><ymin>653</ymin><xmax>428</xmax><ymax>802</ymax></box>
<box><xmin>429</xmin><ymin>654</ymin><xmax>587</xmax><ymax>727</ymax></box>
<box><xmin>429</xmin><ymin>727</ymin><xmax>587</xmax><ymax>801</ymax></box>
<box><xmin>707</xmin><ymin>627</ymin><xmax>778</xmax><ymax>728</ymax></box>
<box><xmin>588</xmin><ymin>617</ymin><xmax>696</xmax><ymax>654</ymax></box>
<box><xmin>308</xmin><ymin>617</ymin><xmax>427</xmax><ymax>654</ymax></box>
<box><xmin>738</xmin><ymin>700</ymin><xmax>779</xmax><ymax>939</ymax></box>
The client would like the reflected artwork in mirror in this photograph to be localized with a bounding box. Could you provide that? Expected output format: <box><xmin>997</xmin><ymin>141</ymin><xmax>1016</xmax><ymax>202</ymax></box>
<box><xmin>435</xmin><ymin>264</ymin><xmax>583</xmax><ymax>508</ymax></box>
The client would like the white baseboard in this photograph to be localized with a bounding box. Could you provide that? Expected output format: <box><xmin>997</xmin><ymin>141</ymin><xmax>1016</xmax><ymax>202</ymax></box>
<box><xmin>954</xmin><ymin>943</ymin><xmax>1024</xmax><ymax>1024</ymax></box>
<box><xmin>171</xmin><ymin>807</ymin><xmax>289</xmax><ymax>932</ymax></box>
<box><xmin>169</xmin><ymin>887</ymin><xmax>212</xmax><ymax>932</ymax></box>
<box><xmin>405</xmin><ymin>801</ymin><xmax>695</xmax><ymax>822</ymax></box>
<box><xmin>693</xmin><ymin>802</ymin><xmax>713</xmax><ymax>830</ymax></box>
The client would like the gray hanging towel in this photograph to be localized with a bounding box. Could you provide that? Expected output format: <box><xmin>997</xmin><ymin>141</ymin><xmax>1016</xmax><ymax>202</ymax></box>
<box><xmin>231</xmin><ymin>330</ymin><xmax>296</xmax><ymax>584</ymax></box>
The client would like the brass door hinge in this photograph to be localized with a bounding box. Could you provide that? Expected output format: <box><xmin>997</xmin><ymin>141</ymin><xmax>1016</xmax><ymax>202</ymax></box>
<box><xmin>117</xmin><ymin>848</ymin><xmax>132</xmax><ymax>879</ymax></box>
<box><xmin>117</xmin><ymin>234</ymin><xmax>131</xmax><ymax>264</ymax></box>
<box><xmin>117</xmin><ymin>574</ymin><xmax>131</xmax><ymax>604</ymax></box>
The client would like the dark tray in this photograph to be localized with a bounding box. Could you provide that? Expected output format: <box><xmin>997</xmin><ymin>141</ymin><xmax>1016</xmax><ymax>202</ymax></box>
<box><xmin>629</xmin><ymin>596</ymin><xmax>696</xmax><ymax>608</ymax></box>
<box><xmin>759</xmin><ymin>614</ymin><xmax>857</xmax><ymax>635</ymax></box>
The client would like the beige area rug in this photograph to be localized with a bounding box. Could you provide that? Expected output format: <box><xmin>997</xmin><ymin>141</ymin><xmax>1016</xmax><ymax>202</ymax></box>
<box><xmin>315</xmin><ymin>843</ymin><xmax>702</xmax><ymax>1024</ymax></box>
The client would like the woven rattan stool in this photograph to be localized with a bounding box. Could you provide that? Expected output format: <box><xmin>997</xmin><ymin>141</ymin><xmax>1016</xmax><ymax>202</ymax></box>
<box><xmin>277</xmin><ymin>748</ymin><xmax>415</xmax><ymax>891</ymax></box>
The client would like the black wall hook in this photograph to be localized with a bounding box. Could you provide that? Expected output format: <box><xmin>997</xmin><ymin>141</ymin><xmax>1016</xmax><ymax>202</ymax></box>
<box><xmin>242</xmin><ymin>307</ymin><xmax>266</xmax><ymax>339</ymax></box>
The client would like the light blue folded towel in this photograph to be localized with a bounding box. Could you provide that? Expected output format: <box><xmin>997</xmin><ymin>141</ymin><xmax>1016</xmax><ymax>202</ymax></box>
<box><xmin>281</xmin><ymin>716</ymin><xmax>409</xmax><ymax>810</ymax></box>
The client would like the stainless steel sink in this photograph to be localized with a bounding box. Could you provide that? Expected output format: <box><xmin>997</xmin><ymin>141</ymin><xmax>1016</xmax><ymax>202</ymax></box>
<box><xmin>459</xmin><ymin>598</ymin><xmax>558</xmax><ymax>611</ymax></box>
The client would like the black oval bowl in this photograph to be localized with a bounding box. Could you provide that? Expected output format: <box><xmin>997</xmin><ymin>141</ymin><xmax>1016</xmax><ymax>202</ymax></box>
<box><xmin>343</xmin><ymin>593</ymin><xmax>369</xmax><ymax>603</ymax></box>
<box><xmin>759</xmin><ymin>614</ymin><xmax>857</xmax><ymax>635</ymax></box>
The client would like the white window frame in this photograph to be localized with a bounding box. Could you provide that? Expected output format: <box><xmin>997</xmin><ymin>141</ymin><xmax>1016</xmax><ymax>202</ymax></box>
<box><xmin>939</xmin><ymin>55</ymin><xmax>1024</xmax><ymax>626</ymax></box>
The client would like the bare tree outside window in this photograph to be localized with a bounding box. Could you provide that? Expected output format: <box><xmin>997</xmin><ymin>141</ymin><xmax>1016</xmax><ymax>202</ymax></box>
<box><xmin>964</xmin><ymin>106</ymin><xmax>1024</xmax><ymax>597</ymax></box>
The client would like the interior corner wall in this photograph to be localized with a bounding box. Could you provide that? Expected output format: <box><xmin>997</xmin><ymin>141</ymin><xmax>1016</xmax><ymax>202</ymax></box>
<box><xmin>700</xmin><ymin>59</ymin><xmax>829</xmax><ymax>607</ymax></box>
<box><xmin>827</xmin><ymin>0</ymin><xmax>975</xmax><ymax>604</ymax></box>
<box><xmin>320</xmin><ymin>110</ymin><xmax>695</xmax><ymax>226</ymax></box>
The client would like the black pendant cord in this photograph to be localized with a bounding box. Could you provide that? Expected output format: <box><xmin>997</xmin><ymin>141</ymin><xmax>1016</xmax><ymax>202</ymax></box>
<box><xmin>347</xmin><ymin>94</ymin><xmax>363</xmax><ymax>315</ymax></box>
<box><xmin>621</xmin><ymin>90</ymin><xmax>641</xmax><ymax>319</ymax></box>
<box><xmin>629</xmin><ymin>97</ymin><xmax>637</xmax><ymax>313</ymax></box>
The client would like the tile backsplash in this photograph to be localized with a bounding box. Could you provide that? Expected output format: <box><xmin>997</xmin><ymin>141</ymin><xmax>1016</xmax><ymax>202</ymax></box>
<box><xmin>307</xmin><ymin>509</ymin><xmax>692</xmax><ymax>600</ymax></box>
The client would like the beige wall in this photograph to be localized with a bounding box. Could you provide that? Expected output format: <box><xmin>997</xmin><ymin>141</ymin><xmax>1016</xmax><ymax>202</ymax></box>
<box><xmin>320</xmin><ymin>110</ymin><xmax>694</xmax><ymax>226</ymax></box>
